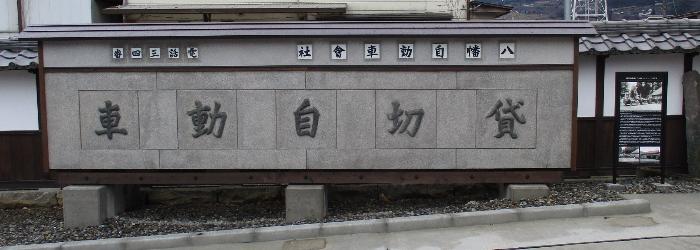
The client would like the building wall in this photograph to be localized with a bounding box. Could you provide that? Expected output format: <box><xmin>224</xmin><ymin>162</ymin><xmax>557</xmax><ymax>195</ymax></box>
<box><xmin>603</xmin><ymin>54</ymin><xmax>684</xmax><ymax>116</ymax></box>
<box><xmin>126</xmin><ymin>0</ymin><xmax>458</xmax><ymax>18</ymax></box>
<box><xmin>42</xmin><ymin>37</ymin><xmax>574</xmax><ymax>171</ymax></box>
<box><xmin>695</xmin><ymin>54</ymin><xmax>700</xmax><ymax>72</ymax></box>
<box><xmin>0</xmin><ymin>71</ymin><xmax>38</xmax><ymax>131</ymax></box>
<box><xmin>577</xmin><ymin>55</ymin><xmax>596</xmax><ymax>117</ymax></box>
<box><xmin>573</xmin><ymin>53</ymin><xmax>691</xmax><ymax>177</ymax></box>
<box><xmin>22</xmin><ymin>0</ymin><xmax>94</xmax><ymax>26</ymax></box>
<box><xmin>0</xmin><ymin>0</ymin><xmax>19</xmax><ymax>34</ymax></box>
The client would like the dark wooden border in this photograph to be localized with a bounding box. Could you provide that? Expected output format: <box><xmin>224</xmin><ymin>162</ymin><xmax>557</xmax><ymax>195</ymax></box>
<box><xmin>55</xmin><ymin>170</ymin><xmax>562</xmax><ymax>185</ymax></box>
<box><xmin>103</xmin><ymin>4</ymin><xmax>347</xmax><ymax>15</ymax></box>
<box><xmin>16</xmin><ymin>0</ymin><xmax>23</xmax><ymax>32</ymax></box>
<box><xmin>571</xmin><ymin>37</ymin><xmax>579</xmax><ymax>171</ymax></box>
<box><xmin>684</xmin><ymin>53</ymin><xmax>698</xmax><ymax>74</ymax></box>
<box><xmin>0</xmin><ymin>130</ymin><xmax>39</xmax><ymax>135</ymax></box>
<box><xmin>38</xmin><ymin>42</ymin><xmax>49</xmax><ymax>176</ymax></box>
<box><xmin>43</xmin><ymin>64</ymin><xmax>574</xmax><ymax>73</ymax></box>
<box><xmin>0</xmin><ymin>180</ymin><xmax>58</xmax><ymax>189</ymax></box>
<box><xmin>595</xmin><ymin>55</ymin><xmax>607</xmax><ymax>118</ymax></box>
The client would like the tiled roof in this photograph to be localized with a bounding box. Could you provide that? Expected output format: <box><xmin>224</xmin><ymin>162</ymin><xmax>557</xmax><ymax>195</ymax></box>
<box><xmin>0</xmin><ymin>41</ymin><xmax>38</xmax><ymax>70</ymax></box>
<box><xmin>579</xmin><ymin>19</ymin><xmax>700</xmax><ymax>55</ymax></box>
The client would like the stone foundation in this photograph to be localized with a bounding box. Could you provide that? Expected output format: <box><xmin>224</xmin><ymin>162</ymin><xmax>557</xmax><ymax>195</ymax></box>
<box><xmin>62</xmin><ymin>185</ymin><xmax>143</xmax><ymax>227</ymax></box>
<box><xmin>286</xmin><ymin>185</ymin><xmax>327</xmax><ymax>222</ymax></box>
<box><xmin>504</xmin><ymin>184</ymin><xmax>550</xmax><ymax>201</ymax></box>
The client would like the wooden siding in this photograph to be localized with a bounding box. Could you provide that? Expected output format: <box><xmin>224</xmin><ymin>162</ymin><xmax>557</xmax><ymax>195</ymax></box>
<box><xmin>569</xmin><ymin>116</ymin><xmax>688</xmax><ymax>177</ymax></box>
<box><xmin>0</xmin><ymin>132</ymin><xmax>46</xmax><ymax>181</ymax></box>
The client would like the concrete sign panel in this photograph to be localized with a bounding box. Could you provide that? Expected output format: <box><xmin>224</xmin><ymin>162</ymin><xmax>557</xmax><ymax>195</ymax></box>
<box><xmin>34</xmin><ymin>23</ymin><xmax>582</xmax><ymax>171</ymax></box>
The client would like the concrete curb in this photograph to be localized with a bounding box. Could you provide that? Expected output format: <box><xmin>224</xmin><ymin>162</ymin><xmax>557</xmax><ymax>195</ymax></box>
<box><xmin>2</xmin><ymin>199</ymin><xmax>651</xmax><ymax>250</ymax></box>
<box><xmin>0</xmin><ymin>189</ymin><xmax>61</xmax><ymax>208</ymax></box>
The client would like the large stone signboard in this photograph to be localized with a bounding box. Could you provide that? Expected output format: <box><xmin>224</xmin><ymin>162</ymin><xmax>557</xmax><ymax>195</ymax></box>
<box><xmin>23</xmin><ymin>22</ymin><xmax>593</xmax><ymax>173</ymax></box>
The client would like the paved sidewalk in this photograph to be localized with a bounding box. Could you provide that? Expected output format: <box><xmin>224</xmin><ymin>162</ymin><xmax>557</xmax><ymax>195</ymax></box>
<box><xmin>161</xmin><ymin>193</ymin><xmax>700</xmax><ymax>250</ymax></box>
<box><xmin>520</xmin><ymin>235</ymin><xmax>700</xmax><ymax>250</ymax></box>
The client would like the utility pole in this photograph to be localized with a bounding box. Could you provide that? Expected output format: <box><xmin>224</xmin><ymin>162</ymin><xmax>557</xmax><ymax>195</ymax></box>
<box><xmin>572</xmin><ymin>0</ymin><xmax>608</xmax><ymax>21</ymax></box>
<box><xmin>661</xmin><ymin>0</ymin><xmax>668</xmax><ymax>16</ymax></box>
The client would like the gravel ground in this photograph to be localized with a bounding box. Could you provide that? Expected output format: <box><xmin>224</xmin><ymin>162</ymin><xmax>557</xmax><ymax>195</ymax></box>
<box><xmin>618</xmin><ymin>176</ymin><xmax>700</xmax><ymax>194</ymax></box>
<box><xmin>1</xmin><ymin>176</ymin><xmax>698</xmax><ymax>247</ymax></box>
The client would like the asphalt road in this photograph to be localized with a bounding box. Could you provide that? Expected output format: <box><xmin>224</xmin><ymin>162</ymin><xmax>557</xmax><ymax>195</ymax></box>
<box><xmin>161</xmin><ymin>193</ymin><xmax>700</xmax><ymax>250</ymax></box>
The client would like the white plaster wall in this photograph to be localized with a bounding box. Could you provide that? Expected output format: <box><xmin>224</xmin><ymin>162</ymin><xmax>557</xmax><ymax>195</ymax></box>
<box><xmin>604</xmin><ymin>54</ymin><xmax>684</xmax><ymax>116</ymax></box>
<box><xmin>0</xmin><ymin>71</ymin><xmax>38</xmax><ymax>131</ymax></box>
<box><xmin>22</xmin><ymin>0</ymin><xmax>93</xmax><ymax>26</ymax></box>
<box><xmin>127</xmin><ymin>0</ymin><xmax>450</xmax><ymax>13</ymax></box>
<box><xmin>0</xmin><ymin>0</ymin><xmax>18</xmax><ymax>33</ymax></box>
<box><xmin>577</xmin><ymin>55</ymin><xmax>596</xmax><ymax>117</ymax></box>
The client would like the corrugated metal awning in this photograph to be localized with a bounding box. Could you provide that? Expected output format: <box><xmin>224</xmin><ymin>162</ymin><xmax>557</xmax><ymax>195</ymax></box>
<box><xmin>103</xmin><ymin>3</ymin><xmax>347</xmax><ymax>14</ymax></box>
<box><xmin>18</xmin><ymin>21</ymin><xmax>596</xmax><ymax>40</ymax></box>
<box><xmin>579</xmin><ymin>19</ymin><xmax>700</xmax><ymax>55</ymax></box>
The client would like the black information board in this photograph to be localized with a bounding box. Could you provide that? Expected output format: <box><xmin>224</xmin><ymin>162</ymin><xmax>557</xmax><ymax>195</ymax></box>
<box><xmin>618</xmin><ymin>111</ymin><xmax>662</xmax><ymax>146</ymax></box>
<box><xmin>615</xmin><ymin>72</ymin><xmax>666</xmax><ymax>165</ymax></box>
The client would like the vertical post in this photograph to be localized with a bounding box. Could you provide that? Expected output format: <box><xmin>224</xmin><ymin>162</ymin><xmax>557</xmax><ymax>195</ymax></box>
<box><xmin>595</xmin><ymin>55</ymin><xmax>609</xmax><ymax>180</ymax></box>
<box><xmin>613</xmin><ymin>72</ymin><xmax>620</xmax><ymax>184</ymax></box>
<box><xmin>684</xmin><ymin>53</ymin><xmax>699</xmax><ymax>177</ymax></box>
<box><xmin>571</xmin><ymin>37</ymin><xmax>579</xmax><ymax>171</ymax></box>
<box><xmin>122</xmin><ymin>0</ymin><xmax>128</xmax><ymax>23</ymax></box>
<box><xmin>16</xmin><ymin>0</ymin><xmax>23</xmax><ymax>32</ymax></box>
<box><xmin>466</xmin><ymin>0</ymin><xmax>471</xmax><ymax>21</ymax></box>
<box><xmin>660</xmin><ymin>72</ymin><xmax>669</xmax><ymax>184</ymax></box>
<box><xmin>685</xmin><ymin>53</ymin><xmax>698</xmax><ymax>73</ymax></box>
<box><xmin>37</xmin><ymin>41</ymin><xmax>49</xmax><ymax>177</ymax></box>
<box><xmin>564</xmin><ymin>0</ymin><xmax>572</xmax><ymax>20</ymax></box>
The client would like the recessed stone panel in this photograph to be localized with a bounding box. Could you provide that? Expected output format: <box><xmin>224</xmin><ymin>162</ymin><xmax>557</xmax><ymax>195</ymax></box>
<box><xmin>276</xmin><ymin>90</ymin><xmax>336</xmax><ymax>149</ymax></box>
<box><xmin>476</xmin><ymin>89</ymin><xmax>537</xmax><ymax>149</ymax></box>
<box><xmin>457</xmin><ymin>70</ymin><xmax>572</xmax><ymax>168</ymax></box>
<box><xmin>437</xmin><ymin>90</ymin><xmax>477</xmax><ymax>148</ymax></box>
<box><xmin>79</xmin><ymin>91</ymin><xmax>139</xmax><ymax>150</ymax></box>
<box><xmin>177</xmin><ymin>90</ymin><xmax>237</xmax><ymax>149</ymax></box>
<box><xmin>337</xmin><ymin>90</ymin><xmax>375</xmax><ymax>149</ymax></box>
<box><xmin>237</xmin><ymin>90</ymin><xmax>276</xmax><ymax>149</ymax></box>
<box><xmin>376</xmin><ymin>90</ymin><xmax>437</xmax><ymax>148</ymax></box>
<box><xmin>139</xmin><ymin>90</ymin><xmax>177</xmax><ymax>149</ymax></box>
